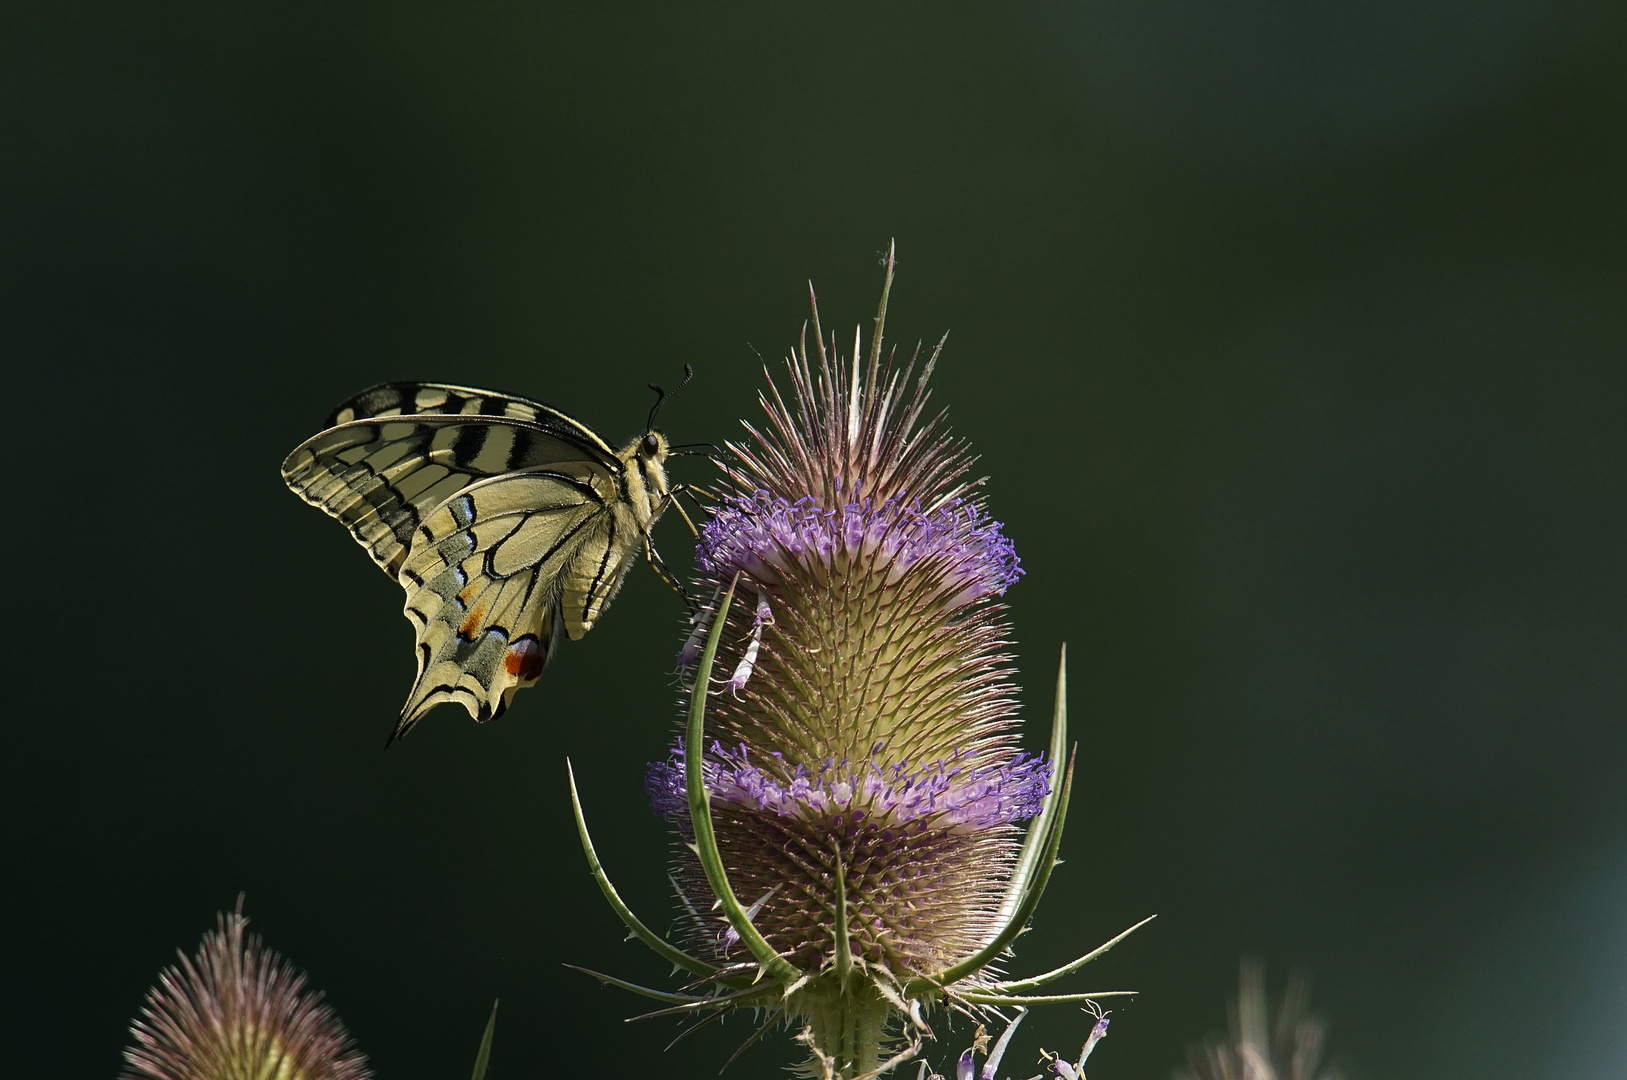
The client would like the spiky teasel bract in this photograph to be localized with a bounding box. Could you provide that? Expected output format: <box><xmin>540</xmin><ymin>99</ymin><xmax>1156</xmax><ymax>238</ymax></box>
<box><xmin>569</xmin><ymin>245</ymin><xmax>1152</xmax><ymax>1078</ymax></box>
<box><xmin>122</xmin><ymin>899</ymin><xmax>372</xmax><ymax>1080</ymax></box>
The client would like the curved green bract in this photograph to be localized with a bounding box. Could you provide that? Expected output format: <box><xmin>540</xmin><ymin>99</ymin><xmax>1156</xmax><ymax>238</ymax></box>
<box><xmin>957</xmin><ymin>990</ymin><xmax>1139</xmax><ymax>1007</ymax></box>
<box><xmin>468</xmin><ymin>1000</ymin><xmax>497</xmax><ymax>1080</ymax></box>
<box><xmin>566</xmin><ymin>759</ymin><xmax>727</xmax><ymax>982</ymax></box>
<box><xmin>914</xmin><ymin>746</ymin><xmax>1076</xmax><ymax>993</ymax></box>
<box><xmin>994</xmin><ymin>914</ymin><xmax>1157</xmax><ymax>995</ymax></box>
<box><xmin>685</xmin><ymin>576</ymin><xmax>803</xmax><ymax>985</ymax></box>
<box><xmin>834</xmin><ymin>859</ymin><xmax>854</xmax><ymax>992</ymax></box>
<box><xmin>563</xmin><ymin>964</ymin><xmax>729</xmax><ymax>1006</ymax></box>
<box><xmin>995</xmin><ymin>644</ymin><xmax>1069</xmax><ymax>928</ymax></box>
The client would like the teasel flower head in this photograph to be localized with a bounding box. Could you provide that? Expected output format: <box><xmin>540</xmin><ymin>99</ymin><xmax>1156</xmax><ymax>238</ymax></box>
<box><xmin>121</xmin><ymin>899</ymin><xmax>372</xmax><ymax>1080</ymax></box>
<box><xmin>567</xmin><ymin>244</ymin><xmax>1151</xmax><ymax>1078</ymax></box>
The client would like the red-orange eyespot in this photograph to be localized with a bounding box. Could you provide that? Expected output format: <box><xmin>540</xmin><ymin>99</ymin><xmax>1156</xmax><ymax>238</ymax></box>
<box><xmin>505</xmin><ymin>637</ymin><xmax>545</xmax><ymax>680</ymax></box>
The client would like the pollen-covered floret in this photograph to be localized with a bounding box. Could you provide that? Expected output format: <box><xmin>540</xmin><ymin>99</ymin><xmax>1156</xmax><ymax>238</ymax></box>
<box><xmin>647</xmin><ymin>742</ymin><xmax>1049</xmax><ymax>833</ymax></box>
<box><xmin>697</xmin><ymin>491</ymin><xmax>1022</xmax><ymax>610</ymax></box>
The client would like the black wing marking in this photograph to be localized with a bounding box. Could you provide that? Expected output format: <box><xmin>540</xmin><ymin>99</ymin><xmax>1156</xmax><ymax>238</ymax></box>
<box><xmin>325</xmin><ymin>381</ymin><xmax>619</xmax><ymax>462</ymax></box>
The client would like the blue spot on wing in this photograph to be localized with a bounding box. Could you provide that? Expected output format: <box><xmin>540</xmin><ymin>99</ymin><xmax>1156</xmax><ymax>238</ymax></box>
<box><xmin>451</xmin><ymin>494</ymin><xmax>476</xmax><ymax>528</ymax></box>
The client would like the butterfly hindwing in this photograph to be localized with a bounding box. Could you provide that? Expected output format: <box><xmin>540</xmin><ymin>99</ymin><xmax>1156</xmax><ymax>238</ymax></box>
<box><xmin>397</xmin><ymin>470</ymin><xmax>612</xmax><ymax>726</ymax></box>
<box><xmin>559</xmin><ymin>503</ymin><xmax>647</xmax><ymax>638</ymax></box>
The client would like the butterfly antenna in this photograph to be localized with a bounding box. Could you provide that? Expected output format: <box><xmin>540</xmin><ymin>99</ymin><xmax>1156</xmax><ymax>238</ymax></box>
<box><xmin>646</xmin><ymin>363</ymin><xmax>695</xmax><ymax>431</ymax></box>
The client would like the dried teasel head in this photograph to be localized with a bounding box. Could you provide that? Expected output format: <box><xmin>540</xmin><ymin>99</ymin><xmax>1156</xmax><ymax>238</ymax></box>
<box><xmin>122</xmin><ymin>899</ymin><xmax>371</xmax><ymax>1080</ymax></box>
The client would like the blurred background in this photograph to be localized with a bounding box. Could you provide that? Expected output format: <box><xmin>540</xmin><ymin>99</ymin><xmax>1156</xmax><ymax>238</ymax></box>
<box><xmin>4</xmin><ymin>2</ymin><xmax>1624</xmax><ymax>1077</ymax></box>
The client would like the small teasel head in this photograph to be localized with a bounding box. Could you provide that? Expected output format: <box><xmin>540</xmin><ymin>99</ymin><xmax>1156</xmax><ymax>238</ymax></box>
<box><xmin>122</xmin><ymin>898</ymin><xmax>371</xmax><ymax>1080</ymax></box>
<box><xmin>1177</xmin><ymin>961</ymin><xmax>1343</xmax><ymax>1080</ymax></box>
<box><xmin>570</xmin><ymin>246</ymin><xmax>1147</xmax><ymax>1079</ymax></box>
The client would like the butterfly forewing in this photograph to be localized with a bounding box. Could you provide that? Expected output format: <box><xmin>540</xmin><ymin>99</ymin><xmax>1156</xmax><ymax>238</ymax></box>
<box><xmin>326</xmin><ymin>381</ymin><xmax>620</xmax><ymax>453</ymax></box>
<box><xmin>283</xmin><ymin>413</ymin><xmax>622</xmax><ymax>577</ymax></box>
<box><xmin>282</xmin><ymin>381</ymin><xmax>673</xmax><ymax>737</ymax></box>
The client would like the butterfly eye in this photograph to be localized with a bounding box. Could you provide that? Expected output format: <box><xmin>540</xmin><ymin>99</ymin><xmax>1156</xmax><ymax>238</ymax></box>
<box><xmin>642</xmin><ymin>433</ymin><xmax>661</xmax><ymax>456</ymax></box>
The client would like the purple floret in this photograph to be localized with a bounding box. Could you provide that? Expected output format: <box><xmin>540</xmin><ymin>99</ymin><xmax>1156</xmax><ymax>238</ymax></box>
<box><xmin>646</xmin><ymin>742</ymin><xmax>1051</xmax><ymax>834</ymax></box>
<box><xmin>696</xmin><ymin>490</ymin><xmax>1022</xmax><ymax>606</ymax></box>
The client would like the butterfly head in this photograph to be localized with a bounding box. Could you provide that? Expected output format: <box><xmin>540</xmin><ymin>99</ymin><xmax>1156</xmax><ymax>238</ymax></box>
<box><xmin>618</xmin><ymin>427</ymin><xmax>672</xmax><ymax>507</ymax></box>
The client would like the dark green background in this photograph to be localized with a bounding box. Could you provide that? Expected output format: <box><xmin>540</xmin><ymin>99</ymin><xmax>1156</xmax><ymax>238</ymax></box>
<box><xmin>5</xmin><ymin>3</ymin><xmax>1624</xmax><ymax>1078</ymax></box>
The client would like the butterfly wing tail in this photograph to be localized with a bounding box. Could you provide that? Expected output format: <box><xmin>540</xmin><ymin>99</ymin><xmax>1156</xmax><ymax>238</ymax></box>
<box><xmin>395</xmin><ymin>599</ymin><xmax>561</xmax><ymax>737</ymax></box>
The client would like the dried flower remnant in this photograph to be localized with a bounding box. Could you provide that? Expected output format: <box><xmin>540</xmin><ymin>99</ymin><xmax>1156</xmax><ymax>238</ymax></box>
<box><xmin>122</xmin><ymin>899</ymin><xmax>371</xmax><ymax>1080</ymax></box>
<box><xmin>1041</xmin><ymin>1002</ymin><xmax>1111</xmax><ymax>1080</ymax></box>
<box><xmin>568</xmin><ymin>246</ymin><xmax>1152</xmax><ymax>1078</ymax></box>
<box><xmin>1177</xmin><ymin>961</ymin><xmax>1343</xmax><ymax>1080</ymax></box>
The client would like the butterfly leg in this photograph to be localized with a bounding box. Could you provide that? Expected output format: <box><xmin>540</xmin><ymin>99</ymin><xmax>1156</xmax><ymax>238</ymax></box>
<box><xmin>645</xmin><ymin>483</ymin><xmax>716</xmax><ymax>604</ymax></box>
<box><xmin>662</xmin><ymin>483</ymin><xmax>710</xmax><ymax>539</ymax></box>
<box><xmin>643</xmin><ymin>533</ymin><xmax>697</xmax><ymax>605</ymax></box>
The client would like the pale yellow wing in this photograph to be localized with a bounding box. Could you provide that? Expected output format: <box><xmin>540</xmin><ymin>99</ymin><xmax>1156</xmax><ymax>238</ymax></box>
<box><xmin>394</xmin><ymin>466</ymin><xmax>629</xmax><ymax>734</ymax></box>
<box><xmin>283</xmin><ymin>422</ymin><xmax>621</xmax><ymax>580</ymax></box>
<box><xmin>322</xmin><ymin>382</ymin><xmax>623</xmax><ymax>450</ymax></box>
